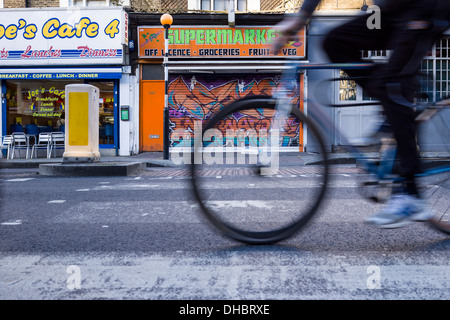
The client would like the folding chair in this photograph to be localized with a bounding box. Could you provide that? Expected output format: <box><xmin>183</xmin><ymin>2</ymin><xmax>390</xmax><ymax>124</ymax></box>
<box><xmin>25</xmin><ymin>124</ymin><xmax>40</xmax><ymax>145</ymax></box>
<box><xmin>49</xmin><ymin>132</ymin><xmax>65</xmax><ymax>158</ymax></box>
<box><xmin>104</xmin><ymin>123</ymin><xmax>114</xmax><ymax>144</ymax></box>
<box><xmin>1</xmin><ymin>135</ymin><xmax>13</xmax><ymax>159</ymax></box>
<box><xmin>30</xmin><ymin>132</ymin><xmax>52</xmax><ymax>159</ymax></box>
<box><xmin>11</xmin><ymin>132</ymin><xmax>30</xmax><ymax>159</ymax></box>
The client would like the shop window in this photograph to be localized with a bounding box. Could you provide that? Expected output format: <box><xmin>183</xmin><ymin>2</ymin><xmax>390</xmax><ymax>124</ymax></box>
<box><xmin>63</xmin><ymin>0</ymin><xmax>131</xmax><ymax>7</ymax></box>
<box><xmin>200</xmin><ymin>0</ymin><xmax>247</xmax><ymax>11</ymax></box>
<box><xmin>339</xmin><ymin>70</ymin><xmax>375</xmax><ymax>102</ymax></box>
<box><xmin>201</xmin><ymin>0</ymin><xmax>211</xmax><ymax>10</ymax></box>
<box><xmin>421</xmin><ymin>37</ymin><xmax>450</xmax><ymax>101</ymax></box>
<box><xmin>66</xmin><ymin>0</ymin><xmax>117</xmax><ymax>6</ymax></box>
<box><xmin>237</xmin><ymin>0</ymin><xmax>247</xmax><ymax>11</ymax></box>
<box><xmin>339</xmin><ymin>70</ymin><xmax>357</xmax><ymax>101</ymax></box>
<box><xmin>6</xmin><ymin>80</ymin><xmax>78</xmax><ymax>135</ymax></box>
<box><xmin>5</xmin><ymin>80</ymin><xmax>115</xmax><ymax>147</ymax></box>
<box><xmin>338</xmin><ymin>37</ymin><xmax>450</xmax><ymax>104</ymax></box>
<box><xmin>361</xmin><ymin>50</ymin><xmax>389</xmax><ymax>61</ymax></box>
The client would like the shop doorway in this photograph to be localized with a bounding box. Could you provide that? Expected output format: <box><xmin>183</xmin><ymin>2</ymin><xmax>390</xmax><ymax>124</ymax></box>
<box><xmin>86</xmin><ymin>81</ymin><xmax>118</xmax><ymax>150</ymax></box>
<box><xmin>140</xmin><ymin>80</ymin><xmax>165</xmax><ymax>151</ymax></box>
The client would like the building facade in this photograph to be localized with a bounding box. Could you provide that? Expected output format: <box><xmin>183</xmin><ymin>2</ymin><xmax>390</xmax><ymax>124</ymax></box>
<box><xmin>133</xmin><ymin>13</ymin><xmax>307</xmax><ymax>152</ymax></box>
<box><xmin>0</xmin><ymin>7</ymin><xmax>134</xmax><ymax>156</ymax></box>
<box><xmin>1</xmin><ymin>0</ymin><xmax>448</xmax><ymax>157</ymax></box>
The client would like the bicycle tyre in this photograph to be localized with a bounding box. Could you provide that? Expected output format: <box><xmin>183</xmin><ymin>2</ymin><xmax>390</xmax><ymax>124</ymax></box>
<box><xmin>429</xmin><ymin>217</ymin><xmax>450</xmax><ymax>234</ymax></box>
<box><xmin>190</xmin><ymin>97</ymin><xmax>330</xmax><ymax>244</ymax></box>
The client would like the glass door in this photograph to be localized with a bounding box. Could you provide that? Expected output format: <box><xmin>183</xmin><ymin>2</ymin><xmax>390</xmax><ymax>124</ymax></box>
<box><xmin>86</xmin><ymin>80</ymin><xmax>118</xmax><ymax>151</ymax></box>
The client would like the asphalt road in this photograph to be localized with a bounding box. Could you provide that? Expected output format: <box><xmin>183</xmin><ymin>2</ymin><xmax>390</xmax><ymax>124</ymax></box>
<box><xmin>0</xmin><ymin>165</ymin><xmax>449</xmax><ymax>301</ymax></box>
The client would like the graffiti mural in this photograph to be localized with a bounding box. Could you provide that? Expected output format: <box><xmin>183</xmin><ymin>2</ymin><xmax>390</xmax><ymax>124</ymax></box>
<box><xmin>168</xmin><ymin>74</ymin><xmax>302</xmax><ymax>147</ymax></box>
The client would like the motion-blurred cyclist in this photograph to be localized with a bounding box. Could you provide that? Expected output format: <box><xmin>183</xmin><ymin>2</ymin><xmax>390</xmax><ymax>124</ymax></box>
<box><xmin>272</xmin><ymin>0</ymin><xmax>450</xmax><ymax>228</ymax></box>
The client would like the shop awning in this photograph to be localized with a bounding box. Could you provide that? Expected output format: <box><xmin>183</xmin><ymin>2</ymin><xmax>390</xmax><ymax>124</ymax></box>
<box><xmin>0</xmin><ymin>67</ymin><xmax>123</xmax><ymax>80</ymax></box>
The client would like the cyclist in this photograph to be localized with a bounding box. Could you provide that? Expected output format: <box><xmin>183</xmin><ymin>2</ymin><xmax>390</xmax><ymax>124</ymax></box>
<box><xmin>272</xmin><ymin>0</ymin><xmax>450</xmax><ymax>228</ymax></box>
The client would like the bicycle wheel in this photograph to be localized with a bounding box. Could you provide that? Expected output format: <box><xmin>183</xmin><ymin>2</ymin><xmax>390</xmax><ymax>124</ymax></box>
<box><xmin>190</xmin><ymin>97</ymin><xmax>329</xmax><ymax>244</ymax></box>
<box><xmin>419</xmin><ymin>163</ymin><xmax>450</xmax><ymax>235</ymax></box>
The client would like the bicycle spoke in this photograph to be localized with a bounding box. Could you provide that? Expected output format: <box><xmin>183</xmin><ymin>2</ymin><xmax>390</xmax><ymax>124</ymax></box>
<box><xmin>190</xmin><ymin>98</ymin><xmax>329</xmax><ymax>244</ymax></box>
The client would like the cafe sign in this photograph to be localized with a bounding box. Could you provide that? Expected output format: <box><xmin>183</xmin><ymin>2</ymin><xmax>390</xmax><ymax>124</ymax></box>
<box><xmin>0</xmin><ymin>7</ymin><xmax>128</xmax><ymax>66</ymax></box>
<box><xmin>138</xmin><ymin>26</ymin><xmax>305</xmax><ymax>59</ymax></box>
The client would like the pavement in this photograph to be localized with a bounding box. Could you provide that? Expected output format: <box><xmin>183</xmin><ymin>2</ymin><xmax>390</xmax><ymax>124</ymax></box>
<box><xmin>0</xmin><ymin>151</ymin><xmax>358</xmax><ymax>174</ymax></box>
<box><xmin>0</xmin><ymin>151</ymin><xmax>175</xmax><ymax>176</ymax></box>
<box><xmin>1</xmin><ymin>150</ymin><xmax>449</xmax><ymax>176</ymax></box>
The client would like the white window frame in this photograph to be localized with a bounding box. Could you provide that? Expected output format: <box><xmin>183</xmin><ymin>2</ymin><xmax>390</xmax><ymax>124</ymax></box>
<box><xmin>421</xmin><ymin>37</ymin><xmax>450</xmax><ymax>102</ymax></box>
<box><xmin>60</xmin><ymin>0</ymin><xmax>131</xmax><ymax>7</ymax></box>
<box><xmin>361</xmin><ymin>50</ymin><xmax>390</xmax><ymax>62</ymax></box>
<box><xmin>189</xmin><ymin>0</ymin><xmax>258</xmax><ymax>12</ymax></box>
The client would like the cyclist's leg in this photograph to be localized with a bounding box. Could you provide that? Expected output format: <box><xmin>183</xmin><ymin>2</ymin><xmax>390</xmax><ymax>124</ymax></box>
<box><xmin>363</xmin><ymin>23</ymin><xmax>448</xmax><ymax>227</ymax></box>
<box><xmin>322</xmin><ymin>14</ymin><xmax>389</xmax><ymax>88</ymax></box>
<box><xmin>367</xmin><ymin>12</ymin><xmax>448</xmax><ymax>188</ymax></box>
<box><xmin>322</xmin><ymin>7</ymin><xmax>445</xmax><ymax>227</ymax></box>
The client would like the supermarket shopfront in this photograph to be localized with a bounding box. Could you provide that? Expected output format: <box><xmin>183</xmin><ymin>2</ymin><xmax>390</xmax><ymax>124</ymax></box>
<box><xmin>138</xmin><ymin>24</ymin><xmax>306</xmax><ymax>152</ymax></box>
<box><xmin>0</xmin><ymin>7</ymin><xmax>131</xmax><ymax>155</ymax></box>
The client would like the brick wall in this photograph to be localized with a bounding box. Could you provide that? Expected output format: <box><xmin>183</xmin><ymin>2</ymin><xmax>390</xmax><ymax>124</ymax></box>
<box><xmin>3</xmin><ymin>0</ymin><xmax>374</xmax><ymax>12</ymax></box>
<box><xmin>3</xmin><ymin>0</ymin><xmax>26</xmax><ymax>8</ymax></box>
<box><xmin>259</xmin><ymin>0</ymin><xmax>374</xmax><ymax>13</ymax></box>
<box><xmin>28</xmin><ymin>0</ymin><xmax>60</xmax><ymax>7</ymax></box>
<box><xmin>4</xmin><ymin>0</ymin><xmax>60</xmax><ymax>7</ymax></box>
<box><xmin>318</xmin><ymin>0</ymin><xmax>374</xmax><ymax>10</ymax></box>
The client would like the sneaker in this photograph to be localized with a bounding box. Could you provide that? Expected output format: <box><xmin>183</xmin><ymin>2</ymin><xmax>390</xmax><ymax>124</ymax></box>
<box><xmin>365</xmin><ymin>194</ymin><xmax>432</xmax><ymax>228</ymax></box>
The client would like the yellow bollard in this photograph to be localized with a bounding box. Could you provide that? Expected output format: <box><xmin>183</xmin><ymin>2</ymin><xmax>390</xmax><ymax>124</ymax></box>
<box><xmin>63</xmin><ymin>84</ymin><xmax>100</xmax><ymax>163</ymax></box>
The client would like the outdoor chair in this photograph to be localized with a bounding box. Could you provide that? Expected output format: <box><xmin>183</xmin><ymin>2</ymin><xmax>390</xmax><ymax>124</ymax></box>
<box><xmin>10</xmin><ymin>132</ymin><xmax>30</xmax><ymax>159</ymax></box>
<box><xmin>1</xmin><ymin>135</ymin><xmax>13</xmax><ymax>159</ymax></box>
<box><xmin>49</xmin><ymin>132</ymin><xmax>65</xmax><ymax>158</ymax></box>
<box><xmin>30</xmin><ymin>132</ymin><xmax>52</xmax><ymax>159</ymax></box>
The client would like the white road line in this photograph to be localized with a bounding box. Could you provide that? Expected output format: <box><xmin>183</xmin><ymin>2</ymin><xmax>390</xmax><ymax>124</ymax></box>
<box><xmin>1</xmin><ymin>220</ymin><xmax>22</xmax><ymax>225</ymax></box>
<box><xmin>6</xmin><ymin>178</ymin><xmax>35</xmax><ymax>182</ymax></box>
<box><xmin>47</xmin><ymin>200</ymin><xmax>66</xmax><ymax>204</ymax></box>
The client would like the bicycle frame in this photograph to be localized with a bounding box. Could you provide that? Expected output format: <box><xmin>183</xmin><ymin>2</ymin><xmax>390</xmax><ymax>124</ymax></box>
<box><xmin>271</xmin><ymin>62</ymin><xmax>450</xmax><ymax>183</ymax></box>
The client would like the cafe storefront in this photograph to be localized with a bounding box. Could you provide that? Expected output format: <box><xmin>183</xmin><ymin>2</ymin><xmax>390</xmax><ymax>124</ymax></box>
<box><xmin>0</xmin><ymin>7</ymin><xmax>132</xmax><ymax>156</ymax></box>
<box><xmin>137</xmin><ymin>22</ymin><xmax>306</xmax><ymax>152</ymax></box>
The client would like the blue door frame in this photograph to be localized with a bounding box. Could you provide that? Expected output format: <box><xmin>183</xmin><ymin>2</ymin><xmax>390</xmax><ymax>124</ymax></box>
<box><xmin>85</xmin><ymin>79</ymin><xmax>119</xmax><ymax>155</ymax></box>
<box><xmin>1</xmin><ymin>80</ymin><xmax>6</xmax><ymax>137</ymax></box>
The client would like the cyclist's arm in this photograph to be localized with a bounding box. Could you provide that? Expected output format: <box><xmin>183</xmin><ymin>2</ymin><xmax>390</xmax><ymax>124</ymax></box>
<box><xmin>275</xmin><ymin>0</ymin><xmax>319</xmax><ymax>38</ymax></box>
<box><xmin>374</xmin><ymin>0</ymin><xmax>414</xmax><ymax>13</ymax></box>
<box><xmin>271</xmin><ymin>0</ymin><xmax>320</xmax><ymax>54</ymax></box>
<box><xmin>299</xmin><ymin>0</ymin><xmax>321</xmax><ymax>18</ymax></box>
<box><xmin>302</xmin><ymin>0</ymin><xmax>415</xmax><ymax>16</ymax></box>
